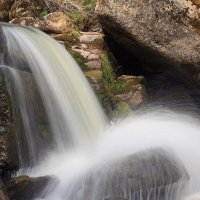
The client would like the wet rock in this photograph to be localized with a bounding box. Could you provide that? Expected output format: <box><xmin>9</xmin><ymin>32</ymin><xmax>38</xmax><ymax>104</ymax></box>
<box><xmin>6</xmin><ymin>69</ymin><xmax>53</xmax><ymax>167</ymax></box>
<box><xmin>75</xmin><ymin>148</ymin><xmax>188</xmax><ymax>200</ymax></box>
<box><xmin>0</xmin><ymin>179</ymin><xmax>9</xmax><ymax>200</ymax></box>
<box><xmin>96</xmin><ymin>0</ymin><xmax>200</xmax><ymax>75</ymax></box>
<box><xmin>5</xmin><ymin>175</ymin><xmax>52</xmax><ymax>200</ymax></box>
<box><xmin>85</xmin><ymin>70</ymin><xmax>102</xmax><ymax>91</ymax></box>
<box><xmin>116</xmin><ymin>75</ymin><xmax>147</xmax><ymax>107</ymax></box>
<box><xmin>0</xmin><ymin>70</ymin><xmax>19</xmax><ymax>175</ymax></box>
<box><xmin>10</xmin><ymin>12</ymin><xmax>71</xmax><ymax>33</ymax></box>
<box><xmin>112</xmin><ymin>101</ymin><xmax>132</xmax><ymax>118</ymax></box>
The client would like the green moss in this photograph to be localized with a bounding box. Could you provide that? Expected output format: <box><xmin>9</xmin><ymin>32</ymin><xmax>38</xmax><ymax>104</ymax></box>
<box><xmin>68</xmin><ymin>49</ymin><xmax>87</xmax><ymax>70</ymax></box>
<box><xmin>112</xmin><ymin>101</ymin><xmax>133</xmax><ymax>119</ymax></box>
<box><xmin>102</xmin><ymin>54</ymin><xmax>128</xmax><ymax>96</ymax></box>
<box><xmin>68</xmin><ymin>29</ymin><xmax>79</xmax><ymax>42</ymax></box>
<box><xmin>85</xmin><ymin>70</ymin><xmax>102</xmax><ymax>80</ymax></box>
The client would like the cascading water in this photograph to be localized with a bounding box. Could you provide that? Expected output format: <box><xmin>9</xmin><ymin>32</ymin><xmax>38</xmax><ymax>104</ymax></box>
<box><xmin>0</xmin><ymin>23</ymin><xmax>107</xmax><ymax>167</ymax></box>
<box><xmin>0</xmin><ymin>23</ymin><xmax>200</xmax><ymax>200</ymax></box>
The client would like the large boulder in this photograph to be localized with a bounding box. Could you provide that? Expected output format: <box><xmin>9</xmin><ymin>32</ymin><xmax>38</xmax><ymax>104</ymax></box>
<box><xmin>71</xmin><ymin>148</ymin><xmax>188</xmax><ymax>200</ymax></box>
<box><xmin>96</xmin><ymin>0</ymin><xmax>200</xmax><ymax>76</ymax></box>
<box><xmin>10</xmin><ymin>12</ymin><xmax>72</xmax><ymax>33</ymax></box>
<box><xmin>4</xmin><ymin>175</ymin><xmax>53</xmax><ymax>200</ymax></box>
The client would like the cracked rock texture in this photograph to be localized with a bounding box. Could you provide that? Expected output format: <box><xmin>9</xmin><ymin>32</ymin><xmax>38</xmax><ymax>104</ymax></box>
<box><xmin>96</xmin><ymin>0</ymin><xmax>200</xmax><ymax>76</ymax></box>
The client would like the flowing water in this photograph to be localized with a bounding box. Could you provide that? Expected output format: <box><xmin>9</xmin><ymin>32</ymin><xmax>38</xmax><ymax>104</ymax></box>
<box><xmin>0</xmin><ymin>23</ymin><xmax>200</xmax><ymax>200</ymax></box>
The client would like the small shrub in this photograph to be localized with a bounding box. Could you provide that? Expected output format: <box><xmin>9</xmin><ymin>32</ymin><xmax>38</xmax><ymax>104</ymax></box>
<box><xmin>39</xmin><ymin>10</ymin><xmax>48</xmax><ymax>17</ymax></box>
<box><xmin>67</xmin><ymin>12</ymin><xmax>85</xmax><ymax>29</ymax></box>
<box><xmin>102</xmin><ymin>54</ymin><xmax>128</xmax><ymax>95</ymax></box>
<box><xmin>82</xmin><ymin>0</ymin><xmax>96</xmax><ymax>12</ymax></box>
<box><xmin>68</xmin><ymin>30</ymin><xmax>79</xmax><ymax>42</ymax></box>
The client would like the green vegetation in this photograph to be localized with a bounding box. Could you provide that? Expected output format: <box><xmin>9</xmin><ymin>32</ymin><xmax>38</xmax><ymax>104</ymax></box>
<box><xmin>68</xmin><ymin>29</ymin><xmax>79</xmax><ymax>42</ymax></box>
<box><xmin>65</xmin><ymin>0</ymin><xmax>97</xmax><ymax>30</ymax></box>
<box><xmin>39</xmin><ymin>10</ymin><xmax>48</xmax><ymax>17</ymax></box>
<box><xmin>102</xmin><ymin>54</ymin><xmax>128</xmax><ymax>96</ymax></box>
<box><xmin>68</xmin><ymin>49</ymin><xmax>87</xmax><ymax>70</ymax></box>
<box><xmin>67</xmin><ymin>12</ymin><xmax>85</xmax><ymax>30</ymax></box>
<box><xmin>82</xmin><ymin>0</ymin><xmax>96</xmax><ymax>12</ymax></box>
<box><xmin>101</xmin><ymin>53</ymin><xmax>130</xmax><ymax>118</ymax></box>
<box><xmin>112</xmin><ymin>101</ymin><xmax>132</xmax><ymax>119</ymax></box>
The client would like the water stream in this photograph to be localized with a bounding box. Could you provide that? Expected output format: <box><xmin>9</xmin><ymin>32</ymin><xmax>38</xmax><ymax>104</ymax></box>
<box><xmin>0</xmin><ymin>23</ymin><xmax>200</xmax><ymax>200</ymax></box>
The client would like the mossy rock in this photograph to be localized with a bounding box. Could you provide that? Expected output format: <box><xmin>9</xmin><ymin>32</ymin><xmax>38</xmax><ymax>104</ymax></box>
<box><xmin>68</xmin><ymin>48</ymin><xmax>87</xmax><ymax>70</ymax></box>
<box><xmin>85</xmin><ymin>70</ymin><xmax>102</xmax><ymax>81</ymax></box>
<box><xmin>112</xmin><ymin>101</ymin><xmax>132</xmax><ymax>119</ymax></box>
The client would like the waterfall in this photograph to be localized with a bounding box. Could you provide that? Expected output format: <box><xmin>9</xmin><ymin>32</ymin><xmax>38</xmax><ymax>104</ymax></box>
<box><xmin>0</xmin><ymin>23</ymin><xmax>107</xmax><ymax>167</ymax></box>
<box><xmin>0</xmin><ymin>23</ymin><xmax>200</xmax><ymax>200</ymax></box>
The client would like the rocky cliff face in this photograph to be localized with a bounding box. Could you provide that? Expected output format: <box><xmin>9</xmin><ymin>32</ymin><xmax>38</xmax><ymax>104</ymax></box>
<box><xmin>96</xmin><ymin>0</ymin><xmax>200</xmax><ymax>77</ymax></box>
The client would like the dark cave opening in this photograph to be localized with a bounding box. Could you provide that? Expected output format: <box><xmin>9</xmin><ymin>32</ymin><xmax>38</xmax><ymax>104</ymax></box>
<box><xmin>104</xmin><ymin>31</ymin><xmax>150</xmax><ymax>76</ymax></box>
<box><xmin>104</xmin><ymin>31</ymin><xmax>200</xmax><ymax>115</ymax></box>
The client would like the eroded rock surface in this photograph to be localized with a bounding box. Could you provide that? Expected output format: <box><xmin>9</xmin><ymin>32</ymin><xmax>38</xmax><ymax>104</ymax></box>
<box><xmin>0</xmin><ymin>70</ymin><xmax>19</xmax><ymax>176</ymax></box>
<box><xmin>96</xmin><ymin>0</ymin><xmax>200</xmax><ymax>76</ymax></box>
<box><xmin>5</xmin><ymin>175</ymin><xmax>52</xmax><ymax>200</ymax></box>
<box><xmin>116</xmin><ymin>75</ymin><xmax>147</xmax><ymax>107</ymax></box>
<box><xmin>10</xmin><ymin>12</ymin><xmax>71</xmax><ymax>33</ymax></box>
<box><xmin>72</xmin><ymin>148</ymin><xmax>188</xmax><ymax>200</ymax></box>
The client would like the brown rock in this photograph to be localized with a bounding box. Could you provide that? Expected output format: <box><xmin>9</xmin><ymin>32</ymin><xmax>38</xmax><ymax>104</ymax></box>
<box><xmin>116</xmin><ymin>75</ymin><xmax>147</xmax><ymax>106</ymax></box>
<box><xmin>80</xmin><ymin>32</ymin><xmax>104</xmax><ymax>46</ymax></box>
<box><xmin>0</xmin><ymin>10</ymin><xmax>8</xmax><ymax>22</ymax></box>
<box><xmin>85</xmin><ymin>60</ymin><xmax>102</xmax><ymax>69</ymax></box>
<box><xmin>116</xmin><ymin>84</ymin><xmax>146</xmax><ymax>107</ymax></box>
<box><xmin>43</xmin><ymin>12</ymin><xmax>71</xmax><ymax>33</ymax></box>
<box><xmin>10</xmin><ymin>12</ymin><xmax>71</xmax><ymax>33</ymax></box>
<box><xmin>0</xmin><ymin>0</ymin><xmax>7</xmax><ymax>11</ymax></box>
<box><xmin>9</xmin><ymin>0</ymin><xmax>47</xmax><ymax>19</ymax></box>
<box><xmin>192</xmin><ymin>0</ymin><xmax>200</xmax><ymax>6</ymax></box>
<box><xmin>118</xmin><ymin>75</ymin><xmax>144</xmax><ymax>86</ymax></box>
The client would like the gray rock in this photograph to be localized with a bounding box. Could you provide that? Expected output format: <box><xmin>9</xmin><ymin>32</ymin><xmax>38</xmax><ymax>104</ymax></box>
<box><xmin>72</xmin><ymin>148</ymin><xmax>188</xmax><ymax>200</ymax></box>
<box><xmin>0</xmin><ymin>69</ymin><xmax>19</xmax><ymax>175</ymax></box>
<box><xmin>96</xmin><ymin>0</ymin><xmax>200</xmax><ymax>75</ymax></box>
<box><xmin>5</xmin><ymin>175</ymin><xmax>53</xmax><ymax>200</ymax></box>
